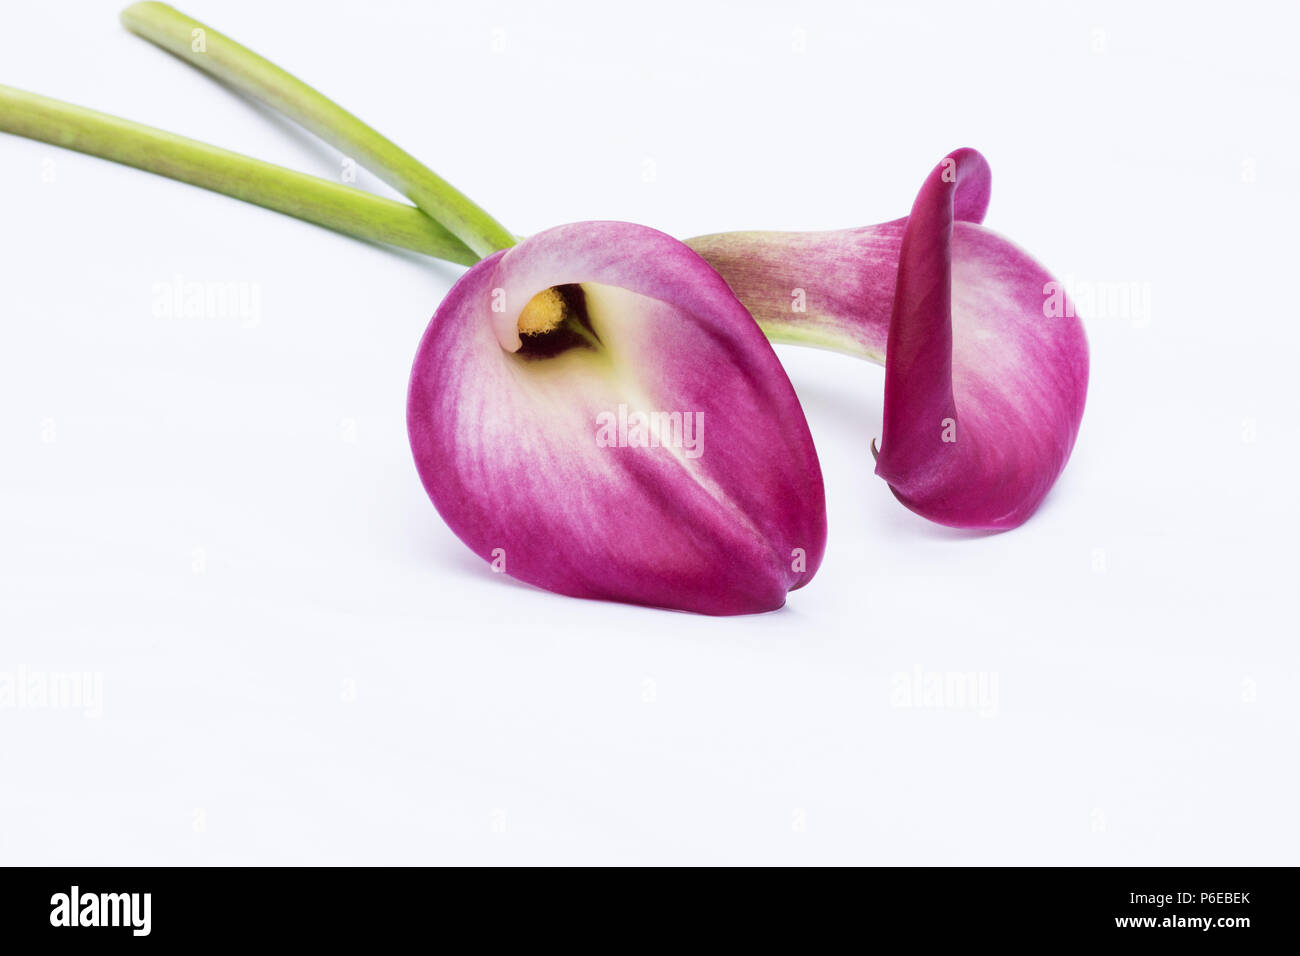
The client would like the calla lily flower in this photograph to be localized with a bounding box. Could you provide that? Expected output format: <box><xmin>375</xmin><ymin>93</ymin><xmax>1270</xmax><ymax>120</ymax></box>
<box><xmin>687</xmin><ymin>148</ymin><xmax>1088</xmax><ymax>530</ymax></box>
<box><xmin>4</xmin><ymin>6</ymin><xmax>830</xmax><ymax>615</ymax></box>
<box><xmin>4</xmin><ymin>0</ymin><xmax>1085</xmax><ymax>612</ymax></box>
<box><xmin>406</xmin><ymin>221</ymin><xmax>827</xmax><ymax>614</ymax></box>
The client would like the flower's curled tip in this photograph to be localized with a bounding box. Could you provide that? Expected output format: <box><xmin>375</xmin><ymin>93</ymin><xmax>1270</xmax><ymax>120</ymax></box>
<box><xmin>407</xmin><ymin>221</ymin><xmax>827</xmax><ymax>615</ymax></box>
<box><xmin>943</xmin><ymin>147</ymin><xmax>993</xmax><ymax>226</ymax></box>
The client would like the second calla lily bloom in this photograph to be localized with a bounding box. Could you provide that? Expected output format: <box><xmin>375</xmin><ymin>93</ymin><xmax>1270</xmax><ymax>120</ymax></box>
<box><xmin>407</xmin><ymin>221</ymin><xmax>827</xmax><ymax>614</ymax></box>
<box><xmin>688</xmin><ymin>149</ymin><xmax>1089</xmax><ymax>530</ymax></box>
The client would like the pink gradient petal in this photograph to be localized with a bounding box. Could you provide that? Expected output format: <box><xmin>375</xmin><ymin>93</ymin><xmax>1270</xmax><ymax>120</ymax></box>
<box><xmin>687</xmin><ymin>149</ymin><xmax>990</xmax><ymax>363</ymax></box>
<box><xmin>407</xmin><ymin>221</ymin><xmax>826</xmax><ymax>614</ymax></box>
<box><xmin>687</xmin><ymin>221</ymin><xmax>906</xmax><ymax>362</ymax></box>
<box><xmin>877</xmin><ymin>153</ymin><xmax>1087</xmax><ymax>529</ymax></box>
<box><xmin>688</xmin><ymin>148</ymin><xmax>1088</xmax><ymax>530</ymax></box>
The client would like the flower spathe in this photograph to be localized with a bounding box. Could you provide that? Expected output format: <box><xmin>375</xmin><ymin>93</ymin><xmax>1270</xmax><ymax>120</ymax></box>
<box><xmin>407</xmin><ymin>221</ymin><xmax>827</xmax><ymax>614</ymax></box>
<box><xmin>688</xmin><ymin>149</ymin><xmax>1089</xmax><ymax>530</ymax></box>
<box><xmin>2</xmin><ymin>8</ymin><xmax>1092</xmax><ymax>615</ymax></box>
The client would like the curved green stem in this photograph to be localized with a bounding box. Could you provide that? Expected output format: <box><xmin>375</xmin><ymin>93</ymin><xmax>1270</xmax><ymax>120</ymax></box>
<box><xmin>0</xmin><ymin>84</ymin><xmax>478</xmax><ymax>265</ymax></box>
<box><xmin>1</xmin><ymin>84</ymin><xmax>874</xmax><ymax>363</ymax></box>
<box><xmin>0</xmin><ymin>82</ymin><xmax>871</xmax><ymax>360</ymax></box>
<box><xmin>120</xmin><ymin>2</ymin><xmax>515</xmax><ymax>259</ymax></box>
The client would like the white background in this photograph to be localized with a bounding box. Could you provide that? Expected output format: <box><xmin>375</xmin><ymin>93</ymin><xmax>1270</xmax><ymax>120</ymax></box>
<box><xmin>2</xmin><ymin>0</ymin><xmax>1296</xmax><ymax>865</ymax></box>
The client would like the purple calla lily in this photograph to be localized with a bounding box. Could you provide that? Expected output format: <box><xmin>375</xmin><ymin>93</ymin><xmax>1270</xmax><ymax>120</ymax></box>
<box><xmin>688</xmin><ymin>148</ymin><xmax>1088</xmax><ymax>530</ymax></box>
<box><xmin>3</xmin><ymin>7</ymin><xmax>1091</xmax><ymax>616</ymax></box>
<box><xmin>407</xmin><ymin>221</ymin><xmax>827</xmax><ymax>614</ymax></box>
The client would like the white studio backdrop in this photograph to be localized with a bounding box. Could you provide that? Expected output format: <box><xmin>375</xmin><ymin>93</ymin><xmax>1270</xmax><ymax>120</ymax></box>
<box><xmin>1</xmin><ymin>0</ymin><xmax>1296</xmax><ymax>864</ymax></box>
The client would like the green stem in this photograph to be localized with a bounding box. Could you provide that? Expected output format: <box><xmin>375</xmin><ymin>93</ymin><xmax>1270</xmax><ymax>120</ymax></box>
<box><xmin>1</xmin><ymin>84</ymin><xmax>871</xmax><ymax>363</ymax></box>
<box><xmin>121</xmin><ymin>1</ymin><xmax>515</xmax><ymax>259</ymax></box>
<box><xmin>0</xmin><ymin>83</ymin><xmax>866</xmax><ymax>360</ymax></box>
<box><xmin>0</xmin><ymin>84</ymin><xmax>478</xmax><ymax>265</ymax></box>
